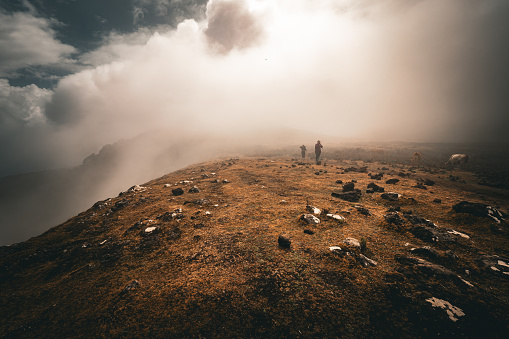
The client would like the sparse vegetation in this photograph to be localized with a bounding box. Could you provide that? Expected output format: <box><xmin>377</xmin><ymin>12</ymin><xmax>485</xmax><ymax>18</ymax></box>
<box><xmin>1</xmin><ymin>154</ymin><xmax>508</xmax><ymax>338</ymax></box>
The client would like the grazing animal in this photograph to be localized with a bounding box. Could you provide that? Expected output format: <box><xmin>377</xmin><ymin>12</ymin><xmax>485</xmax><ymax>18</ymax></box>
<box><xmin>411</xmin><ymin>152</ymin><xmax>422</xmax><ymax>165</ymax></box>
<box><xmin>446</xmin><ymin>154</ymin><xmax>469</xmax><ymax>168</ymax></box>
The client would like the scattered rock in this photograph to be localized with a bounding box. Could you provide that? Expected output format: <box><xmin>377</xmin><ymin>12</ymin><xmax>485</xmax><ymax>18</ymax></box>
<box><xmin>398</xmin><ymin>172</ymin><xmax>410</xmax><ymax>177</ymax></box>
<box><xmin>306</xmin><ymin>205</ymin><xmax>321</xmax><ymax>215</ymax></box>
<box><xmin>344</xmin><ymin>167</ymin><xmax>367</xmax><ymax>173</ymax></box>
<box><xmin>426</xmin><ymin>297</ymin><xmax>465</xmax><ymax>322</ymax></box>
<box><xmin>222</xmin><ymin>179</ymin><xmax>230</xmax><ymax>184</ymax></box>
<box><xmin>343</xmin><ymin>237</ymin><xmax>361</xmax><ymax>248</ymax></box>
<box><xmin>358</xmin><ymin>254</ymin><xmax>377</xmax><ymax>267</ymax></box>
<box><xmin>327</xmin><ymin>214</ymin><xmax>346</xmax><ymax>223</ymax></box>
<box><xmin>384</xmin><ymin>212</ymin><xmax>404</xmax><ymax>225</ymax></box>
<box><xmin>396</xmin><ymin>256</ymin><xmax>469</xmax><ymax>286</ymax></box>
<box><xmin>452</xmin><ymin>201</ymin><xmax>506</xmax><ymax>223</ymax></box>
<box><xmin>342</xmin><ymin>182</ymin><xmax>355</xmax><ymax>192</ymax></box>
<box><xmin>301</xmin><ymin>214</ymin><xmax>320</xmax><ymax>224</ymax></box>
<box><xmin>404</xmin><ymin>214</ymin><xmax>437</xmax><ymax>227</ymax></box>
<box><xmin>381</xmin><ymin>192</ymin><xmax>400</xmax><ymax>201</ymax></box>
<box><xmin>278</xmin><ymin>235</ymin><xmax>291</xmax><ymax>248</ymax></box>
<box><xmin>188</xmin><ymin>186</ymin><xmax>200</xmax><ymax>193</ymax></box>
<box><xmin>367</xmin><ymin>182</ymin><xmax>384</xmax><ymax>193</ymax></box>
<box><xmin>409</xmin><ymin>246</ymin><xmax>440</xmax><ymax>260</ymax></box>
<box><xmin>410</xmin><ymin>225</ymin><xmax>456</xmax><ymax>243</ymax></box>
<box><xmin>184</xmin><ymin>199</ymin><xmax>210</xmax><ymax>206</ymax></box>
<box><xmin>424</xmin><ymin>179</ymin><xmax>435</xmax><ymax>186</ymax></box>
<box><xmin>335</xmin><ymin>179</ymin><xmax>343</xmax><ymax>184</ymax></box>
<box><xmin>122</xmin><ymin>280</ymin><xmax>141</xmax><ymax>294</ymax></box>
<box><xmin>446</xmin><ymin>229</ymin><xmax>470</xmax><ymax>239</ymax></box>
<box><xmin>385</xmin><ymin>178</ymin><xmax>400</xmax><ymax>185</ymax></box>
<box><xmin>304</xmin><ymin>229</ymin><xmax>315</xmax><ymax>235</ymax></box>
<box><xmin>329</xmin><ymin>246</ymin><xmax>343</xmax><ymax>253</ymax></box>
<box><xmin>144</xmin><ymin>226</ymin><xmax>159</xmax><ymax>235</ymax></box>
<box><xmin>369</xmin><ymin>173</ymin><xmax>384</xmax><ymax>180</ymax></box>
<box><xmin>172</xmin><ymin>187</ymin><xmax>184</xmax><ymax>196</ymax></box>
<box><xmin>433</xmin><ymin>198</ymin><xmax>442</xmax><ymax>203</ymax></box>
<box><xmin>331</xmin><ymin>191</ymin><xmax>361</xmax><ymax>202</ymax></box>
<box><xmin>477</xmin><ymin>255</ymin><xmax>509</xmax><ymax>277</ymax></box>
<box><xmin>127</xmin><ymin>185</ymin><xmax>146</xmax><ymax>193</ymax></box>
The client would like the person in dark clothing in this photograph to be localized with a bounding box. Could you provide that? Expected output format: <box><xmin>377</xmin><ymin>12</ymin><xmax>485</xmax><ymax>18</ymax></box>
<box><xmin>300</xmin><ymin>145</ymin><xmax>307</xmax><ymax>159</ymax></box>
<box><xmin>315</xmin><ymin>140</ymin><xmax>323</xmax><ymax>164</ymax></box>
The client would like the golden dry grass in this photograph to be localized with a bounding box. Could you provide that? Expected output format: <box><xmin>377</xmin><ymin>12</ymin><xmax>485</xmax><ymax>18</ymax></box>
<box><xmin>1</xmin><ymin>156</ymin><xmax>508</xmax><ymax>338</ymax></box>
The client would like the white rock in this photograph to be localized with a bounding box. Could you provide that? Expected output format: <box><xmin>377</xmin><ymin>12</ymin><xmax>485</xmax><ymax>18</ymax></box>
<box><xmin>145</xmin><ymin>227</ymin><xmax>157</xmax><ymax>233</ymax></box>
<box><xmin>498</xmin><ymin>260</ymin><xmax>509</xmax><ymax>268</ymax></box>
<box><xmin>343</xmin><ymin>237</ymin><xmax>361</xmax><ymax>248</ymax></box>
<box><xmin>459</xmin><ymin>278</ymin><xmax>474</xmax><ymax>287</ymax></box>
<box><xmin>426</xmin><ymin>297</ymin><xmax>465</xmax><ymax>322</ymax></box>
<box><xmin>491</xmin><ymin>266</ymin><xmax>500</xmax><ymax>271</ymax></box>
<box><xmin>100</xmin><ymin>240</ymin><xmax>108</xmax><ymax>245</ymax></box>
<box><xmin>205</xmin><ymin>211</ymin><xmax>211</xmax><ymax>215</ymax></box>
<box><xmin>164</xmin><ymin>184</ymin><xmax>171</xmax><ymax>187</ymax></box>
<box><xmin>359</xmin><ymin>254</ymin><xmax>377</xmax><ymax>267</ymax></box>
<box><xmin>329</xmin><ymin>246</ymin><xmax>342</xmax><ymax>252</ymax></box>
<box><xmin>301</xmin><ymin>214</ymin><xmax>320</xmax><ymax>224</ymax></box>
<box><xmin>327</xmin><ymin>214</ymin><xmax>346</xmax><ymax>223</ymax></box>
<box><xmin>306</xmin><ymin>205</ymin><xmax>321</xmax><ymax>215</ymax></box>
<box><xmin>447</xmin><ymin>230</ymin><xmax>470</xmax><ymax>239</ymax></box>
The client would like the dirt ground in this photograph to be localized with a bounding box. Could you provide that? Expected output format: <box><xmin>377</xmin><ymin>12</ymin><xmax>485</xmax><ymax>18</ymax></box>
<box><xmin>1</xmin><ymin>155</ymin><xmax>508</xmax><ymax>338</ymax></box>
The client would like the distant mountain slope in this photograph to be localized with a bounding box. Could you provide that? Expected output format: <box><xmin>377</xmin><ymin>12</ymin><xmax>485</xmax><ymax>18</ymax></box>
<box><xmin>1</xmin><ymin>157</ymin><xmax>508</xmax><ymax>337</ymax></box>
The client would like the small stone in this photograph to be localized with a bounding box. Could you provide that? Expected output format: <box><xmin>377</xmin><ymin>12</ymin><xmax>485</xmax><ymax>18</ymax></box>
<box><xmin>424</xmin><ymin>179</ymin><xmax>435</xmax><ymax>186</ymax></box>
<box><xmin>304</xmin><ymin>229</ymin><xmax>315</xmax><ymax>235</ymax></box>
<box><xmin>327</xmin><ymin>214</ymin><xmax>346</xmax><ymax>223</ymax></box>
<box><xmin>188</xmin><ymin>186</ymin><xmax>200</xmax><ymax>193</ymax></box>
<box><xmin>343</xmin><ymin>237</ymin><xmax>361</xmax><ymax>248</ymax></box>
<box><xmin>367</xmin><ymin>182</ymin><xmax>384</xmax><ymax>192</ymax></box>
<box><xmin>384</xmin><ymin>212</ymin><xmax>404</xmax><ymax>225</ymax></box>
<box><xmin>278</xmin><ymin>235</ymin><xmax>291</xmax><ymax>248</ymax></box>
<box><xmin>433</xmin><ymin>198</ymin><xmax>442</xmax><ymax>203</ymax></box>
<box><xmin>301</xmin><ymin>214</ymin><xmax>321</xmax><ymax>224</ymax></box>
<box><xmin>172</xmin><ymin>187</ymin><xmax>184</xmax><ymax>196</ymax></box>
<box><xmin>329</xmin><ymin>246</ymin><xmax>343</xmax><ymax>253</ymax></box>
<box><xmin>385</xmin><ymin>178</ymin><xmax>400</xmax><ymax>185</ymax></box>
<box><xmin>381</xmin><ymin>192</ymin><xmax>400</xmax><ymax>201</ymax></box>
<box><xmin>342</xmin><ymin>182</ymin><xmax>355</xmax><ymax>192</ymax></box>
<box><xmin>331</xmin><ymin>191</ymin><xmax>361</xmax><ymax>202</ymax></box>
<box><xmin>306</xmin><ymin>205</ymin><xmax>321</xmax><ymax>214</ymax></box>
<box><xmin>122</xmin><ymin>280</ymin><xmax>141</xmax><ymax>293</ymax></box>
<box><xmin>358</xmin><ymin>254</ymin><xmax>377</xmax><ymax>267</ymax></box>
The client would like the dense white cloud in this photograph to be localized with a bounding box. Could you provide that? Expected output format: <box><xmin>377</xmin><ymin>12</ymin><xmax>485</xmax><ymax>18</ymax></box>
<box><xmin>0</xmin><ymin>79</ymin><xmax>52</xmax><ymax>128</ymax></box>
<box><xmin>0</xmin><ymin>11</ymin><xmax>76</xmax><ymax>76</ymax></box>
<box><xmin>2</xmin><ymin>0</ymin><xmax>509</xmax><ymax>176</ymax></box>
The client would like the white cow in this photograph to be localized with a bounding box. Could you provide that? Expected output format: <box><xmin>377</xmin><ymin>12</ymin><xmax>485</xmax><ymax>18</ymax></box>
<box><xmin>446</xmin><ymin>154</ymin><xmax>469</xmax><ymax>168</ymax></box>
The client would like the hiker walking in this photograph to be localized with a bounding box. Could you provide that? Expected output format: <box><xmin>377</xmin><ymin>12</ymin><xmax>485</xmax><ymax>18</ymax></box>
<box><xmin>315</xmin><ymin>140</ymin><xmax>323</xmax><ymax>164</ymax></box>
<box><xmin>300</xmin><ymin>145</ymin><xmax>307</xmax><ymax>159</ymax></box>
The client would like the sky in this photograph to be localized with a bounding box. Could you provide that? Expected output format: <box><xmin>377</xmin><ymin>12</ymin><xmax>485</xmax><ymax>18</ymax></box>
<box><xmin>1</xmin><ymin>0</ymin><xmax>509</xmax><ymax>177</ymax></box>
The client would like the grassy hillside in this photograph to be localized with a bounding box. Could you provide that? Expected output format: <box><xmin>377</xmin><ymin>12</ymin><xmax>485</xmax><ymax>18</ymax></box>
<box><xmin>1</xmin><ymin>156</ymin><xmax>508</xmax><ymax>338</ymax></box>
